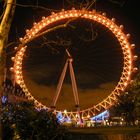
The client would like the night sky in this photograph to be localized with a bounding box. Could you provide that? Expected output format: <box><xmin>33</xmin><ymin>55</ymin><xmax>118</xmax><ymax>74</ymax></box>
<box><xmin>1</xmin><ymin>0</ymin><xmax>139</xmax><ymax>111</ymax></box>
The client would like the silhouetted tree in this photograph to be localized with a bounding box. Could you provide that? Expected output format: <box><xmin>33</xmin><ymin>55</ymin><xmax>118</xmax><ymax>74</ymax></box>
<box><xmin>2</xmin><ymin>102</ymin><xmax>65</xmax><ymax>140</ymax></box>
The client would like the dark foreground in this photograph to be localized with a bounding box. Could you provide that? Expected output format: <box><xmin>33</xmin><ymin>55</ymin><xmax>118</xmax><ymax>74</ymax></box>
<box><xmin>64</xmin><ymin>126</ymin><xmax>140</xmax><ymax>140</ymax></box>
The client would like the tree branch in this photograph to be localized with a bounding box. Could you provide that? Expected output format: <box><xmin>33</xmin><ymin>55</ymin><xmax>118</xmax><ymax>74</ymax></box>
<box><xmin>16</xmin><ymin>17</ymin><xmax>79</xmax><ymax>52</ymax></box>
<box><xmin>6</xmin><ymin>2</ymin><xmax>60</xmax><ymax>12</ymax></box>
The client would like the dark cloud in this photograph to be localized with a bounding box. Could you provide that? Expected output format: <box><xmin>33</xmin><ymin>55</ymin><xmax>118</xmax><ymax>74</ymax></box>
<box><xmin>24</xmin><ymin>77</ymin><xmax>116</xmax><ymax>111</ymax></box>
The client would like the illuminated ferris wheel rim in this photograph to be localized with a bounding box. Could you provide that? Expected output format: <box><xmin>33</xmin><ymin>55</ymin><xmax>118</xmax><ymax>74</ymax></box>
<box><xmin>11</xmin><ymin>8</ymin><xmax>137</xmax><ymax>119</ymax></box>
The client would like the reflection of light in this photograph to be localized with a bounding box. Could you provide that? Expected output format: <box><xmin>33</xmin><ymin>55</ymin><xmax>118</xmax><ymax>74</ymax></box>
<box><xmin>64</xmin><ymin>110</ymin><xmax>67</xmax><ymax>114</ymax></box>
<box><xmin>102</xmin><ymin>19</ymin><xmax>105</xmax><ymax>23</ymax></box>
<box><xmin>124</xmin><ymin>82</ymin><xmax>127</xmax><ymax>86</ymax></box>
<box><xmin>114</xmin><ymin>28</ymin><xmax>117</xmax><ymax>32</ymax></box>
<box><xmin>117</xmin><ymin>32</ymin><xmax>121</xmax><ymax>35</ymax></box>
<box><xmin>110</xmin><ymin>25</ymin><xmax>114</xmax><ymax>28</ymax></box>
<box><xmin>15</xmin><ymin>70</ymin><xmax>20</xmax><ymax>74</ymax></box>
<box><xmin>120</xmin><ymin>36</ymin><xmax>124</xmax><ymax>39</ymax></box>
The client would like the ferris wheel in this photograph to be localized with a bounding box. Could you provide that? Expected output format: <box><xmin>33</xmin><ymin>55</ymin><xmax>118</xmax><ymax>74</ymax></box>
<box><xmin>11</xmin><ymin>8</ymin><xmax>137</xmax><ymax>122</ymax></box>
